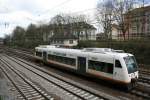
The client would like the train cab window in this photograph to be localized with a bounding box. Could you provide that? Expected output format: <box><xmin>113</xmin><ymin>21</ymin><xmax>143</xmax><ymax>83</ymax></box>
<box><xmin>115</xmin><ymin>60</ymin><xmax>122</xmax><ymax>68</ymax></box>
<box><xmin>36</xmin><ymin>51</ymin><xmax>42</xmax><ymax>57</ymax></box>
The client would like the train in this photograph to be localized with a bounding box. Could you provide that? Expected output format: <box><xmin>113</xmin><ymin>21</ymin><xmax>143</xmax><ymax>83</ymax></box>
<box><xmin>34</xmin><ymin>45</ymin><xmax>139</xmax><ymax>90</ymax></box>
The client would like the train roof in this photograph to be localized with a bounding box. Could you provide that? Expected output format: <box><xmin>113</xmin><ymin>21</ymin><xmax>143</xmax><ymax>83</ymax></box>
<box><xmin>35</xmin><ymin>45</ymin><xmax>133</xmax><ymax>58</ymax></box>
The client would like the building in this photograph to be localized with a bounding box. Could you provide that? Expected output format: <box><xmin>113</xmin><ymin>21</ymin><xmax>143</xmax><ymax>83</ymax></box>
<box><xmin>122</xmin><ymin>6</ymin><xmax>150</xmax><ymax>39</ymax></box>
<box><xmin>50</xmin><ymin>34</ymin><xmax>78</xmax><ymax>47</ymax></box>
<box><xmin>43</xmin><ymin>31</ymin><xmax>54</xmax><ymax>42</ymax></box>
<box><xmin>72</xmin><ymin>22</ymin><xmax>97</xmax><ymax>40</ymax></box>
<box><xmin>96</xmin><ymin>24</ymin><xmax>121</xmax><ymax>40</ymax></box>
<box><xmin>96</xmin><ymin>33</ymin><xmax>105</xmax><ymax>40</ymax></box>
<box><xmin>111</xmin><ymin>24</ymin><xmax>121</xmax><ymax>40</ymax></box>
<box><xmin>0</xmin><ymin>38</ymin><xmax>4</xmax><ymax>44</ymax></box>
<box><xmin>42</xmin><ymin>22</ymin><xmax>97</xmax><ymax>42</ymax></box>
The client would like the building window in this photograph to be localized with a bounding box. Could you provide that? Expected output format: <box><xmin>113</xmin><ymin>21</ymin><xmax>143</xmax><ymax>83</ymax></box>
<box><xmin>132</xmin><ymin>25</ymin><xmax>136</xmax><ymax>31</ymax></box>
<box><xmin>60</xmin><ymin>40</ymin><xmax>63</xmax><ymax>44</ymax></box>
<box><xmin>69</xmin><ymin>40</ymin><xmax>73</xmax><ymax>44</ymax></box>
<box><xmin>147</xmin><ymin>24</ymin><xmax>150</xmax><ymax>32</ymax></box>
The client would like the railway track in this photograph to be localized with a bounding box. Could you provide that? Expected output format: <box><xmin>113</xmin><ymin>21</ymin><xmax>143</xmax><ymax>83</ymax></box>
<box><xmin>130</xmin><ymin>85</ymin><xmax>150</xmax><ymax>99</ymax></box>
<box><xmin>4</xmin><ymin>47</ymin><xmax>33</xmax><ymax>57</ymax></box>
<box><xmin>0</xmin><ymin>56</ymin><xmax>54</xmax><ymax>100</ymax></box>
<box><xmin>3</xmin><ymin>46</ymin><xmax>33</xmax><ymax>55</ymax></box>
<box><xmin>138</xmin><ymin>69</ymin><xmax>150</xmax><ymax>88</ymax></box>
<box><xmin>139</xmin><ymin>69</ymin><xmax>150</xmax><ymax>76</ymax></box>
<box><xmin>0</xmin><ymin>54</ymin><xmax>117</xmax><ymax>100</ymax></box>
<box><xmin>138</xmin><ymin>77</ymin><xmax>150</xmax><ymax>85</ymax></box>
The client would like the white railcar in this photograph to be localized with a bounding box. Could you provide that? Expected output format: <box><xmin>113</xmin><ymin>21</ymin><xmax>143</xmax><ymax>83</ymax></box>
<box><xmin>35</xmin><ymin>45</ymin><xmax>138</xmax><ymax>90</ymax></box>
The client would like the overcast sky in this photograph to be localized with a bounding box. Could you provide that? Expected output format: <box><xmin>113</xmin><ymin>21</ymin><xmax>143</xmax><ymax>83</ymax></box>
<box><xmin>0</xmin><ymin>0</ymin><xmax>98</xmax><ymax>37</ymax></box>
<box><xmin>1</xmin><ymin>0</ymin><xmax>150</xmax><ymax>38</ymax></box>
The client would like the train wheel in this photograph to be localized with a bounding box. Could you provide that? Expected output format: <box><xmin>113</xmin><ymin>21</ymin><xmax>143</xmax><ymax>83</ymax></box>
<box><xmin>126</xmin><ymin>83</ymin><xmax>132</xmax><ymax>91</ymax></box>
<box><xmin>132</xmin><ymin>81</ymin><xmax>137</xmax><ymax>88</ymax></box>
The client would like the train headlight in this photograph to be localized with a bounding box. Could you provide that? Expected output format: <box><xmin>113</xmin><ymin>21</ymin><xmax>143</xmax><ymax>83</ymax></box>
<box><xmin>129</xmin><ymin>73</ymin><xmax>136</xmax><ymax>78</ymax></box>
<box><xmin>131</xmin><ymin>73</ymin><xmax>135</xmax><ymax>78</ymax></box>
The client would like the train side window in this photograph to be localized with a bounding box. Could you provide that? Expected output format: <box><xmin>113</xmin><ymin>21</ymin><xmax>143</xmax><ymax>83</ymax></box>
<box><xmin>115</xmin><ymin>60</ymin><xmax>122</xmax><ymax>68</ymax></box>
<box><xmin>48</xmin><ymin>54</ymin><xmax>76</xmax><ymax>66</ymax></box>
<box><xmin>48</xmin><ymin>54</ymin><xmax>52</xmax><ymax>60</ymax></box>
<box><xmin>88</xmin><ymin>60</ymin><xmax>104</xmax><ymax>71</ymax></box>
<box><xmin>100</xmin><ymin>63</ymin><xmax>113</xmax><ymax>74</ymax></box>
<box><xmin>88</xmin><ymin>60</ymin><xmax>96</xmax><ymax>70</ymax></box>
<box><xmin>36</xmin><ymin>51</ymin><xmax>42</xmax><ymax>57</ymax></box>
<box><xmin>69</xmin><ymin>58</ymin><xmax>76</xmax><ymax>66</ymax></box>
<box><xmin>100</xmin><ymin>62</ymin><xmax>105</xmax><ymax>72</ymax></box>
<box><xmin>88</xmin><ymin>60</ymin><xmax>113</xmax><ymax>74</ymax></box>
<box><xmin>107</xmin><ymin>63</ymin><xmax>113</xmax><ymax>74</ymax></box>
<box><xmin>52</xmin><ymin>55</ymin><xmax>55</xmax><ymax>60</ymax></box>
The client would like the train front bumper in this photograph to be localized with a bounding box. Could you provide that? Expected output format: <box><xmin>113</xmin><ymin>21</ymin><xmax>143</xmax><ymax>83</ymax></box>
<box><xmin>129</xmin><ymin>71</ymin><xmax>138</xmax><ymax>83</ymax></box>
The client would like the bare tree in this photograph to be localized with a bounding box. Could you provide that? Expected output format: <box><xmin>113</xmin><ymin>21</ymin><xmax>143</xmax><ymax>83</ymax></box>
<box><xmin>50</xmin><ymin>14</ymin><xmax>92</xmax><ymax>41</ymax></box>
<box><xmin>96</xmin><ymin>0</ymin><xmax>114</xmax><ymax>40</ymax></box>
<box><xmin>112</xmin><ymin>0</ymin><xmax>135</xmax><ymax>40</ymax></box>
<box><xmin>96</xmin><ymin>0</ymin><xmax>135</xmax><ymax>40</ymax></box>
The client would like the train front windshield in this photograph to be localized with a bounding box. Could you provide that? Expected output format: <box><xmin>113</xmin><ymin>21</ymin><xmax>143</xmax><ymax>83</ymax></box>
<box><xmin>124</xmin><ymin>56</ymin><xmax>138</xmax><ymax>74</ymax></box>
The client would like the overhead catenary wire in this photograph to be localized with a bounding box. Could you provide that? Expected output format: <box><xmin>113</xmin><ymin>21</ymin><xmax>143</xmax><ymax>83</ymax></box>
<box><xmin>37</xmin><ymin>0</ymin><xmax>73</xmax><ymax>16</ymax></box>
<box><xmin>1</xmin><ymin>0</ymin><xmax>73</xmax><ymax>27</ymax></box>
<box><xmin>3</xmin><ymin>1</ymin><xmax>105</xmax><ymax>26</ymax></box>
<box><xmin>26</xmin><ymin>4</ymin><xmax>150</xmax><ymax>24</ymax></box>
<box><xmin>5</xmin><ymin>1</ymin><xmax>150</xmax><ymax>34</ymax></box>
<box><xmin>24</xmin><ymin>0</ymin><xmax>74</xmax><ymax>23</ymax></box>
<box><xmin>25</xmin><ymin>7</ymin><xmax>98</xmax><ymax>24</ymax></box>
<box><xmin>24</xmin><ymin>8</ymin><xmax>97</xmax><ymax>25</ymax></box>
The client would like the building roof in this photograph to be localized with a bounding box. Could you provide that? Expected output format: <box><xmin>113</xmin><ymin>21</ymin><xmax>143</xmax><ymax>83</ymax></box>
<box><xmin>131</xmin><ymin>6</ymin><xmax>150</xmax><ymax>13</ymax></box>
<box><xmin>48</xmin><ymin>21</ymin><xmax>96</xmax><ymax>30</ymax></box>
<box><xmin>125</xmin><ymin>6</ymin><xmax>150</xmax><ymax>16</ymax></box>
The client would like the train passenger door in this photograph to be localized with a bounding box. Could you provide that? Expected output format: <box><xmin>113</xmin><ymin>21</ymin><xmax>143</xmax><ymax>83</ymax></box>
<box><xmin>43</xmin><ymin>51</ymin><xmax>47</xmax><ymax>62</ymax></box>
<box><xmin>77</xmin><ymin>57</ymin><xmax>86</xmax><ymax>73</ymax></box>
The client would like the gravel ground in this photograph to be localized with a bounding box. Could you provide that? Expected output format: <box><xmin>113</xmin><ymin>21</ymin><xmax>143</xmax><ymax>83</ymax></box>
<box><xmin>0</xmin><ymin>66</ymin><xmax>18</xmax><ymax>100</ymax></box>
